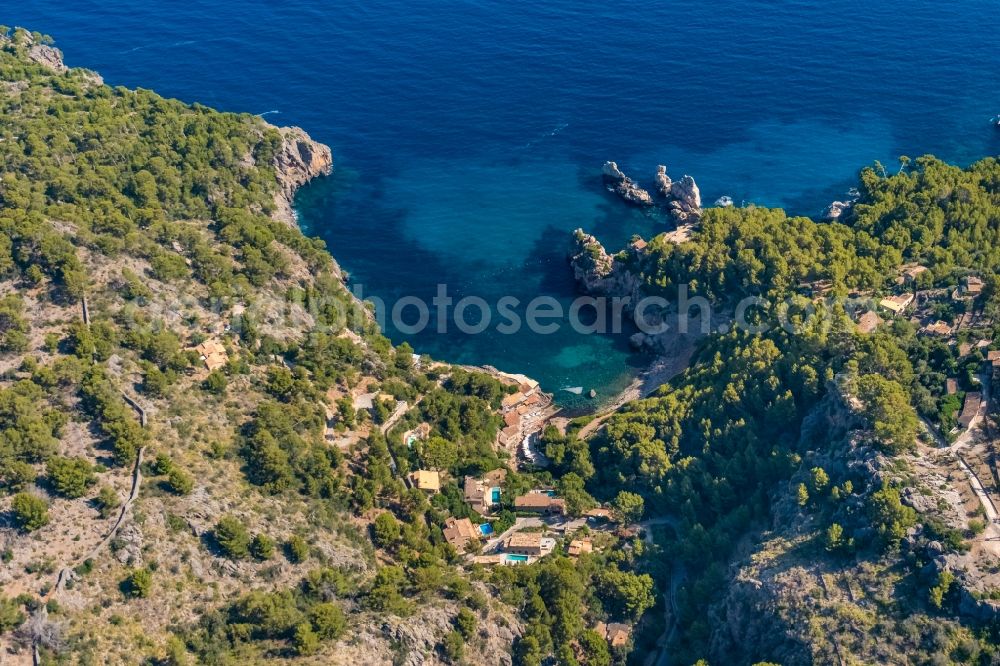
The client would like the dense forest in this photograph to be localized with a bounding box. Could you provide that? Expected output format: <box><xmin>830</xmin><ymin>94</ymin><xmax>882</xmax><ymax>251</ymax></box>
<box><xmin>589</xmin><ymin>155</ymin><xmax>1000</xmax><ymax>663</ymax></box>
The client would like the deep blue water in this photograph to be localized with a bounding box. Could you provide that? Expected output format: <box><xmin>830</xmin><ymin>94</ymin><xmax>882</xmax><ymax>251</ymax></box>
<box><xmin>10</xmin><ymin>1</ymin><xmax>1000</xmax><ymax>407</ymax></box>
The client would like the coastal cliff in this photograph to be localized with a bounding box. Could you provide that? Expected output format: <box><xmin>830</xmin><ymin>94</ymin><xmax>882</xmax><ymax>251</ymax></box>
<box><xmin>567</xmin><ymin>229</ymin><xmax>642</xmax><ymax>299</ymax></box>
<box><xmin>270</xmin><ymin>125</ymin><xmax>334</xmax><ymax>224</ymax></box>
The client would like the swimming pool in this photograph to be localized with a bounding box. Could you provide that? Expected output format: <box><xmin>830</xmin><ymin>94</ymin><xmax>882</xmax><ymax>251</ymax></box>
<box><xmin>490</xmin><ymin>488</ymin><xmax>501</xmax><ymax>503</ymax></box>
<box><xmin>479</xmin><ymin>523</ymin><xmax>494</xmax><ymax>536</ymax></box>
<box><xmin>505</xmin><ymin>554</ymin><xmax>529</xmax><ymax>563</ymax></box>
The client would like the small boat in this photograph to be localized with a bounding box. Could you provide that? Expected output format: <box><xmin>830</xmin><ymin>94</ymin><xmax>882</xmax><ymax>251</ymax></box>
<box><xmin>561</xmin><ymin>386</ymin><xmax>584</xmax><ymax>395</ymax></box>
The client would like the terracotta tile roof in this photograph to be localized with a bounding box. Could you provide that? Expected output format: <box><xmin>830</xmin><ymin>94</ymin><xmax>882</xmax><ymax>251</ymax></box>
<box><xmin>567</xmin><ymin>539</ymin><xmax>593</xmax><ymax>556</ymax></box>
<box><xmin>506</xmin><ymin>532</ymin><xmax>542</xmax><ymax>549</ymax></box>
<box><xmin>443</xmin><ymin>517</ymin><xmax>478</xmax><ymax>550</ymax></box>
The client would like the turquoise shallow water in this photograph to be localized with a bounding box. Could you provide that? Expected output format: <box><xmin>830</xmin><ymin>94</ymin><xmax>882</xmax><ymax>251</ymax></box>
<box><xmin>9</xmin><ymin>0</ymin><xmax>1000</xmax><ymax>407</ymax></box>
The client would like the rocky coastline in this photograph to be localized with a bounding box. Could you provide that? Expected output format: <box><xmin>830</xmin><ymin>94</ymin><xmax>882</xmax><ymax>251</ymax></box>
<box><xmin>269</xmin><ymin>125</ymin><xmax>333</xmax><ymax>225</ymax></box>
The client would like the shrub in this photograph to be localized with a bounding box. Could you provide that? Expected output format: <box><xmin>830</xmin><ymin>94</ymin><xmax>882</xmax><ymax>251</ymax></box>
<box><xmin>46</xmin><ymin>456</ymin><xmax>96</xmax><ymax>498</ymax></box>
<box><xmin>309</xmin><ymin>602</ymin><xmax>346</xmax><ymax>640</ymax></box>
<box><xmin>123</xmin><ymin>568</ymin><xmax>152</xmax><ymax>598</ymax></box>
<box><xmin>454</xmin><ymin>607</ymin><xmax>477</xmax><ymax>640</ymax></box>
<box><xmin>165</xmin><ymin>468</ymin><xmax>194</xmax><ymax>495</ymax></box>
<box><xmin>293</xmin><ymin>621</ymin><xmax>319</xmax><ymax>656</ymax></box>
<box><xmin>285</xmin><ymin>536</ymin><xmax>309</xmax><ymax>563</ymax></box>
<box><xmin>11</xmin><ymin>493</ymin><xmax>49</xmax><ymax>531</ymax></box>
<box><xmin>95</xmin><ymin>485</ymin><xmax>121</xmax><ymax>518</ymax></box>
<box><xmin>249</xmin><ymin>534</ymin><xmax>275</xmax><ymax>561</ymax></box>
<box><xmin>214</xmin><ymin>515</ymin><xmax>250</xmax><ymax>559</ymax></box>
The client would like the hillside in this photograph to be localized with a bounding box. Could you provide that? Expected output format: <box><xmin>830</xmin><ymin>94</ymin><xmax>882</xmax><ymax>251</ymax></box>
<box><xmin>4</xmin><ymin>22</ymin><xmax>1000</xmax><ymax>666</ymax></box>
<box><xmin>0</xmin><ymin>27</ymin><xmax>665</xmax><ymax>666</ymax></box>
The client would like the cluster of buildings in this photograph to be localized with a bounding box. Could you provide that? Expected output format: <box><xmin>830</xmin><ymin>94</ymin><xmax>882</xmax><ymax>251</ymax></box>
<box><xmin>497</xmin><ymin>376</ymin><xmax>552</xmax><ymax>456</ymax></box>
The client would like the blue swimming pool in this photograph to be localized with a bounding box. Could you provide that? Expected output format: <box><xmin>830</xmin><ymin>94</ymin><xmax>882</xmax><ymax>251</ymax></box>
<box><xmin>491</xmin><ymin>488</ymin><xmax>501</xmax><ymax>503</ymax></box>
<box><xmin>505</xmin><ymin>554</ymin><xmax>529</xmax><ymax>563</ymax></box>
<box><xmin>479</xmin><ymin>523</ymin><xmax>494</xmax><ymax>536</ymax></box>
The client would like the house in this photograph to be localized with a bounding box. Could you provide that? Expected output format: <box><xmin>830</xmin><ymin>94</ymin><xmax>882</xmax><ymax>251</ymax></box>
<box><xmin>946</xmin><ymin>378</ymin><xmax>959</xmax><ymax>395</ymax></box>
<box><xmin>989</xmin><ymin>351</ymin><xmax>1000</xmax><ymax>378</ymax></box>
<box><xmin>505</xmin><ymin>532</ymin><xmax>543</xmax><ymax>557</ymax></box>
<box><xmin>194</xmin><ymin>339</ymin><xmax>228</xmax><ymax>371</ymax></box>
<box><xmin>515</xmin><ymin>491</ymin><xmax>566</xmax><ymax>515</ymax></box>
<box><xmin>409</xmin><ymin>470</ymin><xmax>441</xmax><ymax>493</ymax></box>
<box><xmin>403</xmin><ymin>422</ymin><xmax>431</xmax><ymax>448</ymax></box>
<box><xmin>879</xmin><ymin>293</ymin><xmax>914</xmax><ymax>315</ymax></box>
<box><xmin>443</xmin><ymin>517</ymin><xmax>479</xmax><ymax>551</ymax></box>
<box><xmin>464</xmin><ymin>469</ymin><xmax>507</xmax><ymax>514</ymax></box>
<box><xmin>630</xmin><ymin>238</ymin><xmax>648</xmax><ymax>252</ymax></box>
<box><xmin>567</xmin><ymin>538</ymin><xmax>593</xmax><ymax>557</ymax></box>
<box><xmin>502</xmin><ymin>392</ymin><xmax>527</xmax><ymax>412</ymax></box>
<box><xmin>584</xmin><ymin>507</ymin><xmax>616</xmax><ymax>522</ymax></box>
<box><xmin>594</xmin><ymin>622</ymin><xmax>632</xmax><ymax>648</ymax></box>
<box><xmin>900</xmin><ymin>264</ymin><xmax>929</xmax><ymax>283</ymax></box>
<box><xmin>965</xmin><ymin>276</ymin><xmax>985</xmax><ymax>296</ymax></box>
<box><xmin>499</xmin><ymin>425</ymin><xmax>521</xmax><ymax>447</ymax></box>
<box><xmin>958</xmin><ymin>342</ymin><xmax>973</xmax><ymax>358</ymax></box>
<box><xmin>958</xmin><ymin>392</ymin><xmax>982</xmax><ymax>429</ymax></box>
<box><xmin>922</xmin><ymin>320</ymin><xmax>953</xmax><ymax>337</ymax></box>
<box><xmin>856</xmin><ymin>311</ymin><xmax>882</xmax><ymax>334</ymax></box>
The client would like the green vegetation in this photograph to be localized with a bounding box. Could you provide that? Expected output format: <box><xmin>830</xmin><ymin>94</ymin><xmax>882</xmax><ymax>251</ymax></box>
<box><xmin>11</xmin><ymin>492</ymin><xmax>49</xmax><ymax>531</ymax></box>
<box><xmin>214</xmin><ymin>515</ymin><xmax>251</xmax><ymax>560</ymax></box>
<box><xmin>123</xmin><ymin>568</ymin><xmax>153</xmax><ymax>599</ymax></box>
<box><xmin>46</xmin><ymin>455</ymin><xmax>96</xmax><ymax>498</ymax></box>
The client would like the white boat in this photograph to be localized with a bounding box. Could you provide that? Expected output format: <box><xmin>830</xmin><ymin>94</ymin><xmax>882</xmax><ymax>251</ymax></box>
<box><xmin>561</xmin><ymin>386</ymin><xmax>584</xmax><ymax>395</ymax></box>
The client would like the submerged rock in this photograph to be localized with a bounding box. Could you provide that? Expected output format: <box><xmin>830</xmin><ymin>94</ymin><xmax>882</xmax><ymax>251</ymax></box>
<box><xmin>822</xmin><ymin>200</ymin><xmax>853</xmax><ymax>220</ymax></box>
<box><xmin>602</xmin><ymin>161</ymin><xmax>654</xmax><ymax>207</ymax></box>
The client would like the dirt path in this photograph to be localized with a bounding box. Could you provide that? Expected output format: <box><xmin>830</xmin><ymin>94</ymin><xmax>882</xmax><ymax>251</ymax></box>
<box><xmin>53</xmin><ymin>446</ymin><xmax>145</xmax><ymax>596</ymax></box>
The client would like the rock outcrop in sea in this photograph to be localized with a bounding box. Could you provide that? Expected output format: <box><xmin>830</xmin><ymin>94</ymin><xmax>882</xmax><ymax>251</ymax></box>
<box><xmin>821</xmin><ymin>200</ymin><xmax>853</xmax><ymax>220</ymax></box>
<box><xmin>602</xmin><ymin>161</ymin><xmax>654</xmax><ymax>207</ymax></box>
<box><xmin>601</xmin><ymin>161</ymin><xmax>703</xmax><ymax>222</ymax></box>
<box><xmin>567</xmin><ymin>229</ymin><xmax>642</xmax><ymax>298</ymax></box>
<box><xmin>656</xmin><ymin>165</ymin><xmax>703</xmax><ymax>222</ymax></box>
